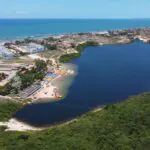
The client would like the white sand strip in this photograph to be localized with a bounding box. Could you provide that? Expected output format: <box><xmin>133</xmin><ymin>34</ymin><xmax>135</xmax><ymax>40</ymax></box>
<box><xmin>0</xmin><ymin>118</ymin><xmax>43</xmax><ymax>131</ymax></box>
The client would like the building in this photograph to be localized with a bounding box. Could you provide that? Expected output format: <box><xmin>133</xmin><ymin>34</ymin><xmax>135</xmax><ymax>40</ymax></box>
<box><xmin>13</xmin><ymin>43</ymin><xmax>45</xmax><ymax>54</ymax></box>
<box><xmin>0</xmin><ymin>46</ymin><xmax>14</xmax><ymax>58</ymax></box>
<box><xmin>0</xmin><ymin>63</ymin><xmax>25</xmax><ymax>86</ymax></box>
<box><xmin>19</xmin><ymin>83</ymin><xmax>41</xmax><ymax>99</ymax></box>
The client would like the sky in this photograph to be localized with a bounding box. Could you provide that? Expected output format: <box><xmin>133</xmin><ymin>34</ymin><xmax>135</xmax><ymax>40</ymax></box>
<box><xmin>0</xmin><ymin>0</ymin><xmax>150</xmax><ymax>19</ymax></box>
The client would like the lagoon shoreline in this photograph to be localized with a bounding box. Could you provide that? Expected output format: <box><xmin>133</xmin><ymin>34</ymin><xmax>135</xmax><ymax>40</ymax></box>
<box><xmin>0</xmin><ymin>27</ymin><xmax>150</xmax><ymax>130</ymax></box>
<box><xmin>0</xmin><ymin>105</ymin><xmax>103</xmax><ymax>131</ymax></box>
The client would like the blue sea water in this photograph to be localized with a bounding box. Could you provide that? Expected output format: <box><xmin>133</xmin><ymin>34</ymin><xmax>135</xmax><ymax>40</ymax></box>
<box><xmin>1</xmin><ymin>19</ymin><xmax>150</xmax><ymax>40</ymax></box>
<box><xmin>15</xmin><ymin>41</ymin><xmax>150</xmax><ymax>126</ymax></box>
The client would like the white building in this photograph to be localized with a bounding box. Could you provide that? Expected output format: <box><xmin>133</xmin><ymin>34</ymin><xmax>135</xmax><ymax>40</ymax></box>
<box><xmin>0</xmin><ymin>46</ymin><xmax>14</xmax><ymax>58</ymax></box>
<box><xmin>20</xmin><ymin>43</ymin><xmax>45</xmax><ymax>54</ymax></box>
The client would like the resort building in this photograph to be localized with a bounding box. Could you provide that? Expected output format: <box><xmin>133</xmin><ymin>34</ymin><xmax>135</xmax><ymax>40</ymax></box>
<box><xmin>19</xmin><ymin>83</ymin><xmax>41</xmax><ymax>99</ymax></box>
<box><xmin>12</xmin><ymin>43</ymin><xmax>45</xmax><ymax>54</ymax></box>
<box><xmin>0</xmin><ymin>63</ymin><xmax>27</xmax><ymax>86</ymax></box>
<box><xmin>0</xmin><ymin>46</ymin><xmax>14</xmax><ymax>58</ymax></box>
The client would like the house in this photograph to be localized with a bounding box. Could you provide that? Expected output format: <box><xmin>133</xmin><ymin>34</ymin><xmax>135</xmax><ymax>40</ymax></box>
<box><xmin>0</xmin><ymin>46</ymin><xmax>14</xmax><ymax>58</ymax></box>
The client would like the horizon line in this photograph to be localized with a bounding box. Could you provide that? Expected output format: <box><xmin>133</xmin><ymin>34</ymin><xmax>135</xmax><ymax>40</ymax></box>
<box><xmin>0</xmin><ymin>18</ymin><xmax>150</xmax><ymax>20</ymax></box>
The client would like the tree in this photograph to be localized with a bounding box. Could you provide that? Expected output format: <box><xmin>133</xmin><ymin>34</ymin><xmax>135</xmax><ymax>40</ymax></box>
<box><xmin>15</xmin><ymin>40</ymin><xmax>22</xmax><ymax>45</ymax></box>
<box><xmin>45</xmin><ymin>44</ymin><xmax>57</xmax><ymax>50</ymax></box>
<box><xmin>47</xmin><ymin>37</ymin><xmax>56</xmax><ymax>41</ymax></box>
<box><xmin>4</xmin><ymin>43</ymin><xmax>11</xmax><ymax>48</ymax></box>
<box><xmin>35</xmin><ymin>59</ymin><xmax>47</xmax><ymax>73</ymax></box>
<box><xmin>11</xmin><ymin>76</ymin><xmax>22</xmax><ymax>94</ymax></box>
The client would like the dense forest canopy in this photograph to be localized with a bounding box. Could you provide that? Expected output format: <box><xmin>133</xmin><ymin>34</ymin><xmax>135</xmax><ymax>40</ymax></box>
<box><xmin>0</xmin><ymin>93</ymin><xmax>150</xmax><ymax>149</ymax></box>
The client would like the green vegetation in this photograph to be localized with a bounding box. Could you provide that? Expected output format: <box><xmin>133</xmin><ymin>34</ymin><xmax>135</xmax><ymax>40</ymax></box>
<box><xmin>59</xmin><ymin>41</ymin><xmax>99</xmax><ymax>63</ymax></box>
<box><xmin>18</xmin><ymin>59</ymin><xmax>47</xmax><ymax>90</ymax></box>
<box><xmin>15</xmin><ymin>38</ymin><xmax>36</xmax><ymax>45</ymax></box>
<box><xmin>46</xmin><ymin>37</ymin><xmax>57</xmax><ymax>41</ymax></box>
<box><xmin>0</xmin><ymin>83</ymin><xmax>12</xmax><ymax>95</ymax></box>
<box><xmin>15</xmin><ymin>40</ymin><xmax>23</xmax><ymax>45</ymax></box>
<box><xmin>0</xmin><ymin>93</ymin><xmax>150</xmax><ymax>149</ymax></box>
<box><xmin>0</xmin><ymin>73</ymin><xmax>7</xmax><ymax>82</ymax></box>
<box><xmin>76</xmin><ymin>41</ymin><xmax>99</xmax><ymax>52</ymax></box>
<box><xmin>19</xmin><ymin>51</ymin><xmax>29</xmax><ymax>56</ymax></box>
<box><xmin>0</xmin><ymin>101</ymin><xmax>22</xmax><ymax>122</ymax></box>
<box><xmin>0</xmin><ymin>126</ymin><xmax>7</xmax><ymax>132</ymax></box>
<box><xmin>44</xmin><ymin>44</ymin><xmax>57</xmax><ymax>50</ymax></box>
<box><xmin>59</xmin><ymin>53</ymin><xmax>80</xmax><ymax>63</ymax></box>
<box><xmin>0</xmin><ymin>59</ymin><xmax>47</xmax><ymax>95</ymax></box>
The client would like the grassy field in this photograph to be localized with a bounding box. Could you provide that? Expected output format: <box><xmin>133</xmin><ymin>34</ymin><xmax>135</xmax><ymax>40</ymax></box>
<box><xmin>0</xmin><ymin>93</ymin><xmax>150</xmax><ymax>149</ymax></box>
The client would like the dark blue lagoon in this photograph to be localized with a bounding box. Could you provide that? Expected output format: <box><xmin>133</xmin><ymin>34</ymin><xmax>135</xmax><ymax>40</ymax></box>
<box><xmin>15</xmin><ymin>41</ymin><xmax>150</xmax><ymax>126</ymax></box>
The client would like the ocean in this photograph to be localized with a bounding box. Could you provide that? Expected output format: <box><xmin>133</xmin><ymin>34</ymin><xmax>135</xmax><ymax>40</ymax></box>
<box><xmin>1</xmin><ymin>19</ymin><xmax>150</xmax><ymax>40</ymax></box>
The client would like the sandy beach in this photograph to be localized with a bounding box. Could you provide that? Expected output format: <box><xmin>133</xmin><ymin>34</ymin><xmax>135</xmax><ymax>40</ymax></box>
<box><xmin>0</xmin><ymin>106</ymin><xmax>103</xmax><ymax>132</ymax></box>
<box><xmin>28</xmin><ymin>63</ymin><xmax>76</xmax><ymax>102</ymax></box>
<box><xmin>0</xmin><ymin>118</ymin><xmax>43</xmax><ymax>131</ymax></box>
<box><xmin>29</xmin><ymin>81</ymin><xmax>57</xmax><ymax>101</ymax></box>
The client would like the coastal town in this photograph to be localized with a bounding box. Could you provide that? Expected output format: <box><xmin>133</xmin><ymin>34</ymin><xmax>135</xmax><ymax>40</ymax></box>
<box><xmin>0</xmin><ymin>28</ymin><xmax>150</xmax><ymax>103</ymax></box>
<box><xmin>1</xmin><ymin>0</ymin><xmax>150</xmax><ymax>149</ymax></box>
